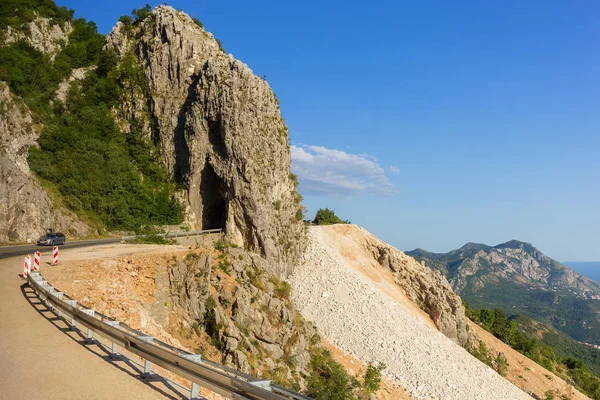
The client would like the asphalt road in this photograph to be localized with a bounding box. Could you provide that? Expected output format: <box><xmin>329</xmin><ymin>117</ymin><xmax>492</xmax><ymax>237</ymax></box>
<box><xmin>0</xmin><ymin>238</ymin><xmax>122</xmax><ymax>259</ymax></box>
<box><xmin>0</xmin><ymin>248</ymin><xmax>176</xmax><ymax>400</ymax></box>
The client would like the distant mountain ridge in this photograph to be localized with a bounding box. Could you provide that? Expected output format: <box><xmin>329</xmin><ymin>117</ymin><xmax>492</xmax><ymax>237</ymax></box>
<box><xmin>408</xmin><ymin>240</ymin><xmax>600</xmax><ymax>296</ymax></box>
<box><xmin>407</xmin><ymin>240</ymin><xmax>600</xmax><ymax>347</ymax></box>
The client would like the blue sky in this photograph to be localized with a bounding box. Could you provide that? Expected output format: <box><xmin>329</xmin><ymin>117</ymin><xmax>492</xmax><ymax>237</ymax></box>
<box><xmin>58</xmin><ymin>0</ymin><xmax>600</xmax><ymax>260</ymax></box>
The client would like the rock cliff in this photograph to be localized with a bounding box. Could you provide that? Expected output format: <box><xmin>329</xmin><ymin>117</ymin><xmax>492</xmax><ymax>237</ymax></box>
<box><xmin>168</xmin><ymin>246</ymin><xmax>318</xmax><ymax>388</ymax></box>
<box><xmin>3</xmin><ymin>15</ymin><xmax>73</xmax><ymax>59</ymax></box>
<box><xmin>0</xmin><ymin>82</ymin><xmax>88</xmax><ymax>242</ymax></box>
<box><xmin>105</xmin><ymin>6</ymin><xmax>305</xmax><ymax>275</ymax></box>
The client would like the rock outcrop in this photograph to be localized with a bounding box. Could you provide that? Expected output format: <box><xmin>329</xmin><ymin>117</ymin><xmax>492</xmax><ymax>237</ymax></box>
<box><xmin>55</xmin><ymin>67</ymin><xmax>94</xmax><ymax>104</ymax></box>
<box><xmin>0</xmin><ymin>82</ymin><xmax>89</xmax><ymax>242</ymax></box>
<box><xmin>311</xmin><ymin>224</ymin><xmax>467</xmax><ymax>345</ymax></box>
<box><xmin>168</xmin><ymin>246</ymin><xmax>318</xmax><ymax>389</ymax></box>
<box><xmin>104</xmin><ymin>6</ymin><xmax>305</xmax><ymax>276</ymax></box>
<box><xmin>366</xmin><ymin>237</ymin><xmax>468</xmax><ymax>346</ymax></box>
<box><xmin>3</xmin><ymin>16</ymin><xmax>73</xmax><ymax>59</ymax></box>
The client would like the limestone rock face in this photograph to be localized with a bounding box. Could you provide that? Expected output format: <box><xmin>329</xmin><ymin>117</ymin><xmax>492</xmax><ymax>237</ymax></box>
<box><xmin>3</xmin><ymin>16</ymin><xmax>73</xmax><ymax>59</ymax></box>
<box><xmin>168</xmin><ymin>247</ymin><xmax>317</xmax><ymax>388</ymax></box>
<box><xmin>55</xmin><ymin>67</ymin><xmax>94</xmax><ymax>104</ymax></box>
<box><xmin>361</xmin><ymin>229</ymin><xmax>468</xmax><ymax>345</ymax></box>
<box><xmin>0</xmin><ymin>82</ymin><xmax>89</xmax><ymax>242</ymax></box>
<box><xmin>106</xmin><ymin>6</ymin><xmax>305</xmax><ymax>275</ymax></box>
<box><xmin>309</xmin><ymin>224</ymin><xmax>468</xmax><ymax>345</ymax></box>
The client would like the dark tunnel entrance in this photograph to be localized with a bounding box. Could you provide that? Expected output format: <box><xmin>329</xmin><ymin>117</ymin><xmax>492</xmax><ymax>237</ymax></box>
<box><xmin>200</xmin><ymin>162</ymin><xmax>227</xmax><ymax>230</ymax></box>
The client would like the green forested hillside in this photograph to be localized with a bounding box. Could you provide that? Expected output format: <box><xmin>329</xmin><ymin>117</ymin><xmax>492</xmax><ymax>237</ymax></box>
<box><xmin>467</xmin><ymin>305</ymin><xmax>600</xmax><ymax>399</ymax></box>
<box><xmin>0</xmin><ymin>1</ymin><xmax>183</xmax><ymax>231</ymax></box>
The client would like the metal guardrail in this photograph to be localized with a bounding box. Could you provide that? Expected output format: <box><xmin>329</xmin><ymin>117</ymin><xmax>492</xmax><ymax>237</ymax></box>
<box><xmin>27</xmin><ymin>271</ymin><xmax>312</xmax><ymax>400</ymax></box>
<box><xmin>121</xmin><ymin>228</ymin><xmax>223</xmax><ymax>242</ymax></box>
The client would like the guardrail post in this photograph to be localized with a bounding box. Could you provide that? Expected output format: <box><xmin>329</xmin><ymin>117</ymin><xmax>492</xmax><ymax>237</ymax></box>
<box><xmin>137</xmin><ymin>336</ymin><xmax>154</xmax><ymax>379</ymax></box>
<box><xmin>143</xmin><ymin>359</ymin><xmax>151</xmax><ymax>379</ymax></box>
<box><xmin>54</xmin><ymin>292</ymin><xmax>64</xmax><ymax>318</ymax></box>
<box><xmin>64</xmin><ymin>300</ymin><xmax>77</xmax><ymax>330</ymax></box>
<box><xmin>105</xmin><ymin>320</ymin><xmax>120</xmax><ymax>359</ymax></box>
<box><xmin>44</xmin><ymin>286</ymin><xmax>54</xmax><ymax>310</ymax></box>
<box><xmin>183</xmin><ymin>354</ymin><xmax>202</xmax><ymax>400</ymax></box>
<box><xmin>82</xmin><ymin>309</ymin><xmax>95</xmax><ymax>343</ymax></box>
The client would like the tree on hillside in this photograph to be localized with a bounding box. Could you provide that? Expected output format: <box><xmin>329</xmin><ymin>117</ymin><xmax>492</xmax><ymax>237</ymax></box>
<box><xmin>313</xmin><ymin>208</ymin><xmax>350</xmax><ymax>225</ymax></box>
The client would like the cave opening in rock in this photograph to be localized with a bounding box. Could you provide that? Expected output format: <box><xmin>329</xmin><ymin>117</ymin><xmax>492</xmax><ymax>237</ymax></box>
<box><xmin>208</xmin><ymin>118</ymin><xmax>226</xmax><ymax>157</ymax></box>
<box><xmin>200</xmin><ymin>162</ymin><xmax>227</xmax><ymax>230</ymax></box>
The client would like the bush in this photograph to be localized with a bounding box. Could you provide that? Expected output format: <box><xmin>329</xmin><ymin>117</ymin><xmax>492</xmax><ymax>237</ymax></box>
<box><xmin>495</xmin><ymin>354</ymin><xmax>508</xmax><ymax>376</ymax></box>
<box><xmin>362</xmin><ymin>362</ymin><xmax>385</xmax><ymax>396</ymax></box>
<box><xmin>306</xmin><ymin>348</ymin><xmax>359</xmax><ymax>400</ymax></box>
<box><xmin>131</xmin><ymin>5</ymin><xmax>152</xmax><ymax>24</ymax></box>
<box><xmin>0</xmin><ymin>0</ymin><xmax>74</xmax><ymax>31</ymax></box>
<box><xmin>214</xmin><ymin>239</ymin><xmax>225</xmax><ymax>252</ymax></box>
<box><xmin>313</xmin><ymin>208</ymin><xmax>350</xmax><ymax>225</ymax></box>
<box><xmin>274</xmin><ymin>280</ymin><xmax>292</xmax><ymax>301</ymax></box>
<box><xmin>129</xmin><ymin>233</ymin><xmax>174</xmax><ymax>245</ymax></box>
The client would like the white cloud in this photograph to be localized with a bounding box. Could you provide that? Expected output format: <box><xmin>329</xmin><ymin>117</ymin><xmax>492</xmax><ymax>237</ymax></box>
<box><xmin>389</xmin><ymin>165</ymin><xmax>400</xmax><ymax>174</ymax></box>
<box><xmin>290</xmin><ymin>145</ymin><xmax>397</xmax><ymax>196</ymax></box>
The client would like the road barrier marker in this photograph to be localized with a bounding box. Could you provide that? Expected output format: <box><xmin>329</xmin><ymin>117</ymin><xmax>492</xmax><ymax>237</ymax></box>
<box><xmin>52</xmin><ymin>246</ymin><xmax>59</xmax><ymax>265</ymax></box>
<box><xmin>33</xmin><ymin>251</ymin><xmax>41</xmax><ymax>271</ymax></box>
<box><xmin>23</xmin><ymin>255</ymin><xmax>31</xmax><ymax>278</ymax></box>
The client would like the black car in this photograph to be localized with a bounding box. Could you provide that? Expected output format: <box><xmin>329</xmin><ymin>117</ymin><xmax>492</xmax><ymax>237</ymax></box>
<box><xmin>37</xmin><ymin>232</ymin><xmax>66</xmax><ymax>246</ymax></box>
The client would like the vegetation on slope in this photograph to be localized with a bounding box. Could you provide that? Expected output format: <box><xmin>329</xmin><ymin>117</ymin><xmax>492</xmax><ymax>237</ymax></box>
<box><xmin>0</xmin><ymin>4</ymin><xmax>183</xmax><ymax>231</ymax></box>
<box><xmin>0</xmin><ymin>0</ymin><xmax>74</xmax><ymax>31</ymax></box>
<box><xmin>313</xmin><ymin>208</ymin><xmax>350</xmax><ymax>225</ymax></box>
<box><xmin>466</xmin><ymin>303</ymin><xmax>600</xmax><ymax>399</ymax></box>
<box><xmin>511</xmin><ymin>314</ymin><xmax>600</xmax><ymax>375</ymax></box>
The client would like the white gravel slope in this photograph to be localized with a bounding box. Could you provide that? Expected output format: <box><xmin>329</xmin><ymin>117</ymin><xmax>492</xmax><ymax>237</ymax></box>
<box><xmin>290</xmin><ymin>227</ymin><xmax>531</xmax><ymax>400</ymax></box>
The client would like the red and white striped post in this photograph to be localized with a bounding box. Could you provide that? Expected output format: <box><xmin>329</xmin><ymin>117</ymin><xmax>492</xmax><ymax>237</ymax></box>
<box><xmin>52</xmin><ymin>246</ymin><xmax>59</xmax><ymax>265</ymax></box>
<box><xmin>33</xmin><ymin>251</ymin><xmax>41</xmax><ymax>272</ymax></box>
<box><xmin>23</xmin><ymin>255</ymin><xmax>31</xmax><ymax>278</ymax></box>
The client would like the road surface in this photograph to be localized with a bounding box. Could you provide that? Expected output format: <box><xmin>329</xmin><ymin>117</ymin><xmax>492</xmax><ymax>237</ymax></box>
<box><xmin>0</xmin><ymin>238</ymin><xmax>122</xmax><ymax>259</ymax></box>
<box><xmin>0</xmin><ymin>245</ymin><xmax>181</xmax><ymax>400</ymax></box>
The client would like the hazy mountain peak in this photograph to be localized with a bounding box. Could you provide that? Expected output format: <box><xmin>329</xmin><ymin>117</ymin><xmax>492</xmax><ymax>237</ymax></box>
<box><xmin>458</xmin><ymin>242</ymin><xmax>491</xmax><ymax>252</ymax></box>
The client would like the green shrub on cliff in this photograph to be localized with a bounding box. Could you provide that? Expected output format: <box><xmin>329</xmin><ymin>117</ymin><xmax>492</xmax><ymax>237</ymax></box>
<box><xmin>313</xmin><ymin>208</ymin><xmax>350</xmax><ymax>225</ymax></box>
<box><xmin>306</xmin><ymin>347</ymin><xmax>359</xmax><ymax>400</ymax></box>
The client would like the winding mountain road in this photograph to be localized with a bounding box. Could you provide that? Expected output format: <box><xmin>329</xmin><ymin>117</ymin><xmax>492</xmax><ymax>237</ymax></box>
<box><xmin>0</xmin><ymin>238</ymin><xmax>122</xmax><ymax>260</ymax></box>
<box><xmin>0</xmin><ymin>244</ymin><xmax>178</xmax><ymax>400</ymax></box>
